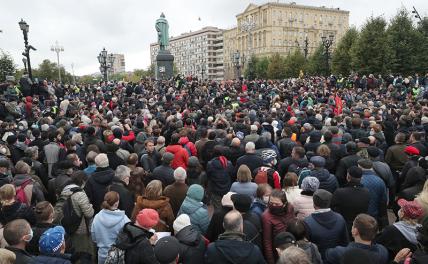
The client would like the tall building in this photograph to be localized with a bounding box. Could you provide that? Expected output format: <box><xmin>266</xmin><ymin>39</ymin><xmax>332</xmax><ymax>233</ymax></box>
<box><xmin>223</xmin><ymin>2</ymin><xmax>349</xmax><ymax>79</ymax></box>
<box><xmin>150</xmin><ymin>27</ymin><xmax>224</xmax><ymax>80</ymax></box>
<box><xmin>111</xmin><ymin>54</ymin><xmax>125</xmax><ymax>74</ymax></box>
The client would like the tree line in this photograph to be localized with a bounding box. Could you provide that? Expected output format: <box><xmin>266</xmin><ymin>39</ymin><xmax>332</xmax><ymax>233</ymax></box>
<box><xmin>244</xmin><ymin>9</ymin><xmax>428</xmax><ymax>79</ymax></box>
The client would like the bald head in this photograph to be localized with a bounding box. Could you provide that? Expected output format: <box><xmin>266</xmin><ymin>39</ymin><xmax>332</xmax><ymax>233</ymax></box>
<box><xmin>231</xmin><ymin>138</ymin><xmax>240</xmax><ymax>147</ymax></box>
<box><xmin>223</xmin><ymin>210</ymin><xmax>243</xmax><ymax>233</ymax></box>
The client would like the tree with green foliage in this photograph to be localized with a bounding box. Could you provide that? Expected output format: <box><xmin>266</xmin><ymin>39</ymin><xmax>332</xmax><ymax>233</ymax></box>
<box><xmin>350</xmin><ymin>16</ymin><xmax>393</xmax><ymax>75</ymax></box>
<box><xmin>244</xmin><ymin>55</ymin><xmax>258</xmax><ymax>80</ymax></box>
<box><xmin>33</xmin><ymin>59</ymin><xmax>74</xmax><ymax>83</ymax></box>
<box><xmin>306</xmin><ymin>44</ymin><xmax>327</xmax><ymax>76</ymax></box>
<box><xmin>267</xmin><ymin>53</ymin><xmax>285</xmax><ymax>79</ymax></box>
<box><xmin>0</xmin><ymin>50</ymin><xmax>16</xmax><ymax>82</ymax></box>
<box><xmin>284</xmin><ymin>50</ymin><xmax>306</xmax><ymax>78</ymax></box>
<box><xmin>387</xmin><ymin>9</ymin><xmax>422</xmax><ymax>75</ymax></box>
<box><xmin>256</xmin><ymin>57</ymin><xmax>269</xmax><ymax>79</ymax></box>
<box><xmin>332</xmin><ymin>27</ymin><xmax>358</xmax><ymax>76</ymax></box>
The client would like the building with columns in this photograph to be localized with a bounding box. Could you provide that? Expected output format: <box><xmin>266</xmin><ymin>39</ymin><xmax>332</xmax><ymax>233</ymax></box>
<box><xmin>223</xmin><ymin>2</ymin><xmax>349</xmax><ymax>79</ymax></box>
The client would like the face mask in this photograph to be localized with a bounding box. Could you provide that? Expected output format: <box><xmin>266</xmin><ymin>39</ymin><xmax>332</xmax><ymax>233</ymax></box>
<box><xmin>269</xmin><ymin>204</ymin><xmax>286</xmax><ymax>215</ymax></box>
<box><xmin>370</xmin><ymin>130</ymin><xmax>375</xmax><ymax>136</ymax></box>
<box><xmin>23</xmin><ymin>229</ymin><xmax>33</xmax><ymax>242</ymax></box>
<box><xmin>263</xmin><ymin>195</ymin><xmax>270</xmax><ymax>204</ymax></box>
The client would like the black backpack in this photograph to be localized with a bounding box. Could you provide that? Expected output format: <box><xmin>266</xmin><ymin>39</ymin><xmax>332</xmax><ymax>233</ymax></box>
<box><xmin>61</xmin><ymin>187</ymin><xmax>83</xmax><ymax>235</ymax></box>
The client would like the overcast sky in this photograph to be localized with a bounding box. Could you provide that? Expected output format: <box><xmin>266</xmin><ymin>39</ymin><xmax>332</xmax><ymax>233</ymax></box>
<box><xmin>0</xmin><ymin>0</ymin><xmax>426</xmax><ymax>76</ymax></box>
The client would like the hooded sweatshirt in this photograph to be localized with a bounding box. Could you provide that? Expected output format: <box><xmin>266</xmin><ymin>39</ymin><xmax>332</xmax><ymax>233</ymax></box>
<box><xmin>91</xmin><ymin>209</ymin><xmax>130</xmax><ymax>264</ymax></box>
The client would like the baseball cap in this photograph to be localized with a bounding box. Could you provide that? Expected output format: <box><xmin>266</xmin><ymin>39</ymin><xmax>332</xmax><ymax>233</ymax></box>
<box><xmin>397</xmin><ymin>199</ymin><xmax>424</xmax><ymax>219</ymax></box>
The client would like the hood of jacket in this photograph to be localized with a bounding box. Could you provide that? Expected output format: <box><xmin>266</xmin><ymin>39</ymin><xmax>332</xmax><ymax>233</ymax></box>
<box><xmin>393</xmin><ymin>221</ymin><xmax>420</xmax><ymax>245</ymax></box>
<box><xmin>135</xmin><ymin>196</ymin><xmax>170</xmax><ymax>210</ymax></box>
<box><xmin>214</xmin><ymin>232</ymin><xmax>256</xmax><ymax>264</ymax></box>
<box><xmin>13</xmin><ymin>174</ymin><xmax>32</xmax><ymax>186</ymax></box>
<box><xmin>181</xmin><ymin>196</ymin><xmax>204</xmax><ymax>215</ymax></box>
<box><xmin>179</xmin><ymin>137</ymin><xmax>190</xmax><ymax>145</ymax></box>
<box><xmin>310</xmin><ymin>168</ymin><xmax>331</xmax><ymax>181</ymax></box>
<box><xmin>311</xmin><ymin>210</ymin><xmax>338</xmax><ymax>229</ymax></box>
<box><xmin>116</xmin><ymin>222</ymin><xmax>152</xmax><ymax>249</ymax></box>
<box><xmin>15</xmin><ymin>142</ymin><xmax>27</xmax><ymax>151</ymax></box>
<box><xmin>175</xmin><ymin>225</ymin><xmax>201</xmax><ymax>246</ymax></box>
<box><xmin>91</xmin><ymin>167</ymin><xmax>114</xmax><ymax>185</ymax></box>
<box><xmin>166</xmin><ymin>144</ymin><xmax>183</xmax><ymax>154</ymax></box>
<box><xmin>96</xmin><ymin>209</ymin><xmax>128</xmax><ymax>228</ymax></box>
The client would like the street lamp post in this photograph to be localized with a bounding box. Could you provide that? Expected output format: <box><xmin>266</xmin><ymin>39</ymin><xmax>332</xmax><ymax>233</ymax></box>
<box><xmin>71</xmin><ymin>63</ymin><xmax>76</xmax><ymax>85</ymax></box>
<box><xmin>19</xmin><ymin>19</ymin><xmax>35</xmax><ymax>80</ymax></box>
<box><xmin>97</xmin><ymin>48</ymin><xmax>115</xmax><ymax>82</ymax></box>
<box><xmin>321</xmin><ymin>34</ymin><xmax>334</xmax><ymax>76</ymax></box>
<box><xmin>303</xmin><ymin>36</ymin><xmax>309</xmax><ymax>59</ymax></box>
<box><xmin>232</xmin><ymin>50</ymin><xmax>241</xmax><ymax>79</ymax></box>
<box><xmin>51</xmin><ymin>41</ymin><xmax>64</xmax><ymax>83</ymax></box>
<box><xmin>412</xmin><ymin>6</ymin><xmax>422</xmax><ymax>22</ymax></box>
<box><xmin>22</xmin><ymin>58</ymin><xmax>28</xmax><ymax>74</ymax></box>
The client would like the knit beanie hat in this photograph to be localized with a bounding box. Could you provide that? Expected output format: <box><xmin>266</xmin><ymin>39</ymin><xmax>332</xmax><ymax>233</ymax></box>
<box><xmin>95</xmin><ymin>153</ymin><xmax>109</xmax><ymax>168</ymax></box>
<box><xmin>221</xmin><ymin>192</ymin><xmax>236</xmax><ymax>207</ymax></box>
<box><xmin>301</xmin><ymin>177</ymin><xmax>320</xmax><ymax>192</ymax></box>
<box><xmin>187</xmin><ymin>184</ymin><xmax>204</xmax><ymax>202</ymax></box>
<box><xmin>173</xmin><ymin>214</ymin><xmax>191</xmax><ymax>234</ymax></box>
<box><xmin>174</xmin><ymin>167</ymin><xmax>187</xmax><ymax>181</ymax></box>
<box><xmin>136</xmin><ymin>209</ymin><xmax>159</xmax><ymax>229</ymax></box>
<box><xmin>231</xmin><ymin>194</ymin><xmax>252</xmax><ymax>212</ymax></box>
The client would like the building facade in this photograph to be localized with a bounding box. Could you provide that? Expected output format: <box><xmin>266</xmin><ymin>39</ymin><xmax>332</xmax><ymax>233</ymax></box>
<box><xmin>223</xmin><ymin>2</ymin><xmax>349</xmax><ymax>79</ymax></box>
<box><xmin>111</xmin><ymin>54</ymin><xmax>125</xmax><ymax>74</ymax></box>
<box><xmin>150</xmin><ymin>27</ymin><xmax>224</xmax><ymax>80</ymax></box>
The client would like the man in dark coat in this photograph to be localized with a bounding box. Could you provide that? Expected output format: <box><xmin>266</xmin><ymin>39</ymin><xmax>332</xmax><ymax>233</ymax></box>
<box><xmin>276</xmin><ymin>127</ymin><xmax>297</xmax><ymax>159</ymax></box>
<box><xmin>105</xmin><ymin>143</ymin><xmax>125</xmax><ymax>171</ymax></box>
<box><xmin>331</xmin><ymin>166</ymin><xmax>370</xmax><ymax>233</ymax></box>
<box><xmin>150</xmin><ymin>152</ymin><xmax>175</xmax><ymax>188</ymax></box>
<box><xmin>139</xmin><ymin>139</ymin><xmax>161</xmax><ymax>173</ymax></box>
<box><xmin>205</xmin><ymin>210</ymin><xmax>266</xmax><ymax>264</ymax></box>
<box><xmin>3</xmin><ymin>219</ymin><xmax>34</xmax><ymax>264</ymax></box>
<box><xmin>304</xmin><ymin>189</ymin><xmax>349</xmax><ymax>260</ymax></box>
<box><xmin>236</xmin><ymin>142</ymin><xmax>264</xmax><ymax>176</ymax></box>
<box><xmin>278</xmin><ymin>146</ymin><xmax>309</xmax><ymax>177</ymax></box>
<box><xmin>173</xmin><ymin>214</ymin><xmax>206</xmax><ymax>264</ymax></box>
<box><xmin>108</xmin><ymin>165</ymin><xmax>134</xmax><ymax>218</ymax></box>
<box><xmin>335</xmin><ymin>142</ymin><xmax>361</xmax><ymax>186</ymax></box>
<box><xmin>84</xmin><ymin>153</ymin><xmax>114</xmax><ymax>213</ymax></box>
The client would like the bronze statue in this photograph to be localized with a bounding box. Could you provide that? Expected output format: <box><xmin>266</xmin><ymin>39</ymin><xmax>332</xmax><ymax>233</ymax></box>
<box><xmin>155</xmin><ymin>13</ymin><xmax>169</xmax><ymax>51</ymax></box>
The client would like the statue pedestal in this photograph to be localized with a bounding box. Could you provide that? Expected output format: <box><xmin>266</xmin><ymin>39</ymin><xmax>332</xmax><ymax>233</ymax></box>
<box><xmin>156</xmin><ymin>50</ymin><xmax>174</xmax><ymax>80</ymax></box>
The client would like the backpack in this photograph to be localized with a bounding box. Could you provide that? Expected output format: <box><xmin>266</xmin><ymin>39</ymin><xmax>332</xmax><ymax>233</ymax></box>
<box><xmin>104</xmin><ymin>245</ymin><xmax>125</xmax><ymax>264</ymax></box>
<box><xmin>182</xmin><ymin>143</ymin><xmax>192</xmax><ymax>156</ymax></box>
<box><xmin>61</xmin><ymin>187</ymin><xmax>83</xmax><ymax>235</ymax></box>
<box><xmin>15</xmin><ymin>178</ymin><xmax>32</xmax><ymax>205</ymax></box>
<box><xmin>254</xmin><ymin>167</ymin><xmax>275</xmax><ymax>188</ymax></box>
<box><xmin>297</xmin><ymin>167</ymin><xmax>312</xmax><ymax>187</ymax></box>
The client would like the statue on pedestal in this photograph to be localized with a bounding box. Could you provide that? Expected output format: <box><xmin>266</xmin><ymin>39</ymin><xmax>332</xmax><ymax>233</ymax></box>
<box><xmin>156</xmin><ymin>13</ymin><xmax>169</xmax><ymax>51</ymax></box>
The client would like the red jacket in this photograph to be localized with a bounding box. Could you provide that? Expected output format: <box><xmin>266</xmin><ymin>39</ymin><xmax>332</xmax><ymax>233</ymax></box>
<box><xmin>107</xmin><ymin>131</ymin><xmax>135</xmax><ymax>143</ymax></box>
<box><xmin>178</xmin><ymin>137</ymin><xmax>197</xmax><ymax>157</ymax></box>
<box><xmin>165</xmin><ymin>144</ymin><xmax>189</xmax><ymax>169</ymax></box>
<box><xmin>262</xmin><ymin>205</ymin><xmax>295</xmax><ymax>264</ymax></box>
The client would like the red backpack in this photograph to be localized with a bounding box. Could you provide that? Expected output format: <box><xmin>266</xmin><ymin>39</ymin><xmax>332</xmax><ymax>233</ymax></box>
<box><xmin>15</xmin><ymin>178</ymin><xmax>32</xmax><ymax>205</ymax></box>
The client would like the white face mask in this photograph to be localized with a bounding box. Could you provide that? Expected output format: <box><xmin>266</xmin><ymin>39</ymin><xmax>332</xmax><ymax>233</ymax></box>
<box><xmin>23</xmin><ymin>229</ymin><xmax>33</xmax><ymax>242</ymax></box>
<box><xmin>263</xmin><ymin>195</ymin><xmax>270</xmax><ymax>204</ymax></box>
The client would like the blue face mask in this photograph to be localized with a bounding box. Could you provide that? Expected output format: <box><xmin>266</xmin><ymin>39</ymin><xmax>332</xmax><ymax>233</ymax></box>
<box><xmin>23</xmin><ymin>229</ymin><xmax>33</xmax><ymax>242</ymax></box>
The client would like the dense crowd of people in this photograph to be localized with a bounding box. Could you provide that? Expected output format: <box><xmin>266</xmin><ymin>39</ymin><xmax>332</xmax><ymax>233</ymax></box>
<box><xmin>0</xmin><ymin>72</ymin><xmax>427</xmax><ymax>264</ymax></box>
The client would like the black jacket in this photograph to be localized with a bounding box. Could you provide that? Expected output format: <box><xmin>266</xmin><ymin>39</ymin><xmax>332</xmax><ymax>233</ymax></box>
<box><xmin>205</xmin><ymin>232</ymin><xmax>266</xmax><ymax>264</ymax></box>
<box><xmin>175</xmin><ymin>225</ymin><xmax>207</xmax><ymax>264</ymax></box>
<box><xmin>115</xmin><ymin>222</ymin><xmax>160</xmax><ymax>264</ymax></box>
<box><xmin>108</xmin><ymin>178</ymin><xmax>134</xmax><ymax>218</ymax></box>
<box><xmin>335</xmin><ymin>154</ymin><xmax>361</xmax><ymax>185</ymax></box>
<box><xmin>5</xmin><ymin>246</ymin><xmax>33</xmax><ymax>264</ymax></box>
<box><xmin>206</xmin><ymin>157</ymin><xmax>234</xmax><ymax>196</ymax></box>
<box><xmin>84</xmin><ymin>167</ymin><xmax>114</xmax><ymax>213</ymax></box>
<box><xmin>206</xmin><ymin>206</ymin><xmax>233</xmax><ymax>241</ymax></box>
<box><xmin>0</xmin><ymin>201</ymin><xmax>36</xmax><ymax>226</ymax></box>
<box><xmin>150</xmin><ymin>164</ymin><xmax>175</xmax><ymax>187</ymax></box>
<box><xmin>236</xmin><ymin>153</ymin><xmax>264</xmax><ymax>177</ymax></box>
<box><xmin>0</xmin><ymin>173</ymin><xmax>12</xmax><ymax>188</ymax></box>
<box><xmin>375</xmin><ymin>224</ymin><xmax>418</xmax><ymax>261</ymax></box>
<box><xmin>331</xmin><ymin>182</ymin><xmax>370</xmax><ymax>232</ymax></box>
<box><xmin>106</xmin><ymin>152</ymin><xmax>125</xmax><ymax>171</ymax></box>
<box><xmin>277</xmin><ymin>138</ymin><xmax>297</xmax><ymax>159</ymax></box>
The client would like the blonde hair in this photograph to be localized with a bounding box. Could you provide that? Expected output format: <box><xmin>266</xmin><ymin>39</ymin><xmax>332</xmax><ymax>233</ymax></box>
<box><xmin>0</xmin><ymin>248</ymin><xmax>16</xmax><ymax>264</ymax></box>
<box><xmin>145</xmin><ymin>180</ymin><xmax>162</xmax><ymax>200</ymax></box>
<box><xmin>236</xmin><ymin>165</ymin><xmax>252</xmax><ymax>183</ymax></box>
<box><xmin>0</xmin><ymin>184</ymin><xmax>16</xmax><ymax>203</ymax></box>
<box><xmin>15</xmin><ymin>160</ymin><xmax>31</xmax><ymax>174</ymax></box>
<box><xmin>416</xmin><ymin>179</ymin><xmax>428</xmax><ymax>215</ymax></box>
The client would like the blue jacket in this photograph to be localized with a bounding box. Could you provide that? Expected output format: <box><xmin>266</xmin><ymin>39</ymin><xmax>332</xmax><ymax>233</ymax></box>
<box><xmin>304</xmin><ymin>210</ymin><xmax>349</xmax><ymax>259</ymax></box>
<box><xmin>31</xmin><ymin>254</ymin><xmax>72</xmax><ymax>264</ymax></box>
<box><xmin>250</xmin><ymin>198</ymin><xmax>267</xmax><ymax>217</ymax></box>
<box><xmin>361</xmin><ymin>170</ymin><xmax>387</xmax><ymax>217</ymax></box>
<box><xmin>178</xmin><ymin>196</ymin><xmax>210</xmax><ymax>234</ymax></box>
<box><xmin>91</xmin><ymin>209</ymin><xmax>130</xmax><ymax>264</ymax></box>
<box><xmin>325</xmin><ymin>242</ymin><xmax>389</xmax><ymax>264</ymax></box>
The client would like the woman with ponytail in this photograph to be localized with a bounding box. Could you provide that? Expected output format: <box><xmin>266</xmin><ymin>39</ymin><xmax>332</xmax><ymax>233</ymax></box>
<box><xmin>91</xmin><ymin>191</ymin><xmax>130</xmax><ymax>264</ymax></box>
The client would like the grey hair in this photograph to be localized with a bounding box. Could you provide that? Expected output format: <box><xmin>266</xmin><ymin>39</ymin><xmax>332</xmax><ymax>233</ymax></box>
<box><xmin>278</xmin><ymin>246</ymin><xmax>311</xmax><ymax>264</ymax></box>
<box><xmin>245</xmin><ymin>142</ymin><xmax>255</xmax><ymax>152</ymax></box>
<box><xmin>262</xmin><ymin>131</ymin><xmax>271</xmax><ymax>140</ymax></box>
<box><xmin>115</xmin><ymin>165</ymin><xmax>131</xmax><ymax>180</ymax></box>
